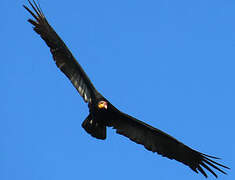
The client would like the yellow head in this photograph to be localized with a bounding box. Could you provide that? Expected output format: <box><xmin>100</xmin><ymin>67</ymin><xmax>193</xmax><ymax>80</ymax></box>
<box><xmin>98</xmin><ymin>101</ymin><xmax>108</xmax><ymax>110</ymax></box>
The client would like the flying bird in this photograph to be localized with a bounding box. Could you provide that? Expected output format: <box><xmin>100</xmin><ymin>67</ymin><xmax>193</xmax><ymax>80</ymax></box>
<box><xmin>24</xmin><ymin>0</ymin><xmax>229</xmax><ymax>178</ymax></box>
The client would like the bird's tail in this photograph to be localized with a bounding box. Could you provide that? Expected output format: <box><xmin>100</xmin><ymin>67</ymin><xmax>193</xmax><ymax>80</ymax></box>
<box><xmin>82</xmin><ymin>114</ymin><xmax>106</xmax><ymax>140</ymax></box>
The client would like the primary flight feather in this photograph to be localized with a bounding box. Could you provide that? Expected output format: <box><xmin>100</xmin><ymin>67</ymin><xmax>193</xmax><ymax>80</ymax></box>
<box><xmin>24</xmin><ymin>0</ymin><xmax>229</xmax><ymax>178</ymax></box>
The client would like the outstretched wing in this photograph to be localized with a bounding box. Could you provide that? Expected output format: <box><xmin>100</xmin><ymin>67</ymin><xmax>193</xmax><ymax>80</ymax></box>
<box><xmin>24</xmin><ymin>0</ymin><xmax>98</xmax><ymax>103</ymax></box>
<box><xmin>109</xmin><ymin>105</ymin><xmax>229</xmax><ymax>178</ymax></box>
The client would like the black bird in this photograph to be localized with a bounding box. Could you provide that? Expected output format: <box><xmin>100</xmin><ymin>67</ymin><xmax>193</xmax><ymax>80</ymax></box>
<box><xmin>24</xmin><ymin>0</ymin><xmax>229</xmax><ymax>178</ymax></box>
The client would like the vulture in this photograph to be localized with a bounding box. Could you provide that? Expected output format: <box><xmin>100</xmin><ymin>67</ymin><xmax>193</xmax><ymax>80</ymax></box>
<box><xmin>24</xmin><ymin>0</ymin><xmax>229</xmax><ymax>178</ymax></box>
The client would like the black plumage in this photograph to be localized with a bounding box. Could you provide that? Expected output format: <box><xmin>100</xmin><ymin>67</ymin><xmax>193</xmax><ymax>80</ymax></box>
<box><xmin>24</xmin><ymin>0</ymin><xmax>229</xmax><ymax>178</ymax></box>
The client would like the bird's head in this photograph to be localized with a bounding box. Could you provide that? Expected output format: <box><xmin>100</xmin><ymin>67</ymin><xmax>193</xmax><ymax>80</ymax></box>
<box><xmin>98</xmin><ymin>100</ymin><xmax>108</xmax><ymax>110</ymax></box>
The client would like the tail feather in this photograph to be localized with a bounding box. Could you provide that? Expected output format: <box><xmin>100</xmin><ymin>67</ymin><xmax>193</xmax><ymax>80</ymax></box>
<box><xmin>82</xmin><ymin>114</ymin><xmax>106</xmax><ymax>140</ymax></box>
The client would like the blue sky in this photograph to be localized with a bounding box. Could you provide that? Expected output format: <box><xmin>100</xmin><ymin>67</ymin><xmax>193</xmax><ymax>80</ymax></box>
<box><xmin>1</xmin><ymin>0</ymin><xmax>234</xmax><ymax>179</ymax></box>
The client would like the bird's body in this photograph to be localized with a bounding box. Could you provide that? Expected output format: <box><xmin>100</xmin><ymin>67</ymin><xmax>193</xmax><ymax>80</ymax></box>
<box><xmin>24</xmin><ymin>0</ymin><xmax>229</xmax><ymax>178</ymax></box>
<box><xmin>83</xmin><ymin>98</ymin><xmax>111</xmax><ymax>140</ymax></box>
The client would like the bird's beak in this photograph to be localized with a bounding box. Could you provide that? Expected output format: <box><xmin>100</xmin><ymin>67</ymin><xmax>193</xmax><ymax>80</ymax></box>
<box><xmin>98</xmin><ymin>102</ymin><xmax>108</xmax><ymax>109</ymax></box>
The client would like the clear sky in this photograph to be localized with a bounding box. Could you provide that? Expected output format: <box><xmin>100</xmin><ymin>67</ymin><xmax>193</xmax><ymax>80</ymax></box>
<box><xmin>1</xmin><ymin>0</ymin><xmax>234</xmax><ymax>179</ymax></box>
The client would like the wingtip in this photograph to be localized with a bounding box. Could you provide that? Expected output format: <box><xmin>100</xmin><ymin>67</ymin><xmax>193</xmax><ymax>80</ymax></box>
<box><xmin>23</xmin><ymin>4</ymin><xmax>30</xmax><ymax>12</ymax></box>
<box><xmin>200</xmin><ymin>153</ymin><xmax>221</xmax><ymax>160</ymax></box>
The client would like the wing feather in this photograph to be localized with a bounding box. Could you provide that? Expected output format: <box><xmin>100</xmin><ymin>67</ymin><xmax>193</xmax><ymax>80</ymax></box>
<box><xmin>24</xmin><ymin>0</ymin><xmax>98</xmax><ymax>103</ymax></box>
<box><xmin>110</xmin><ymin>105</ymin><xmax>229</xmax><ymax>178</ymax></box>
